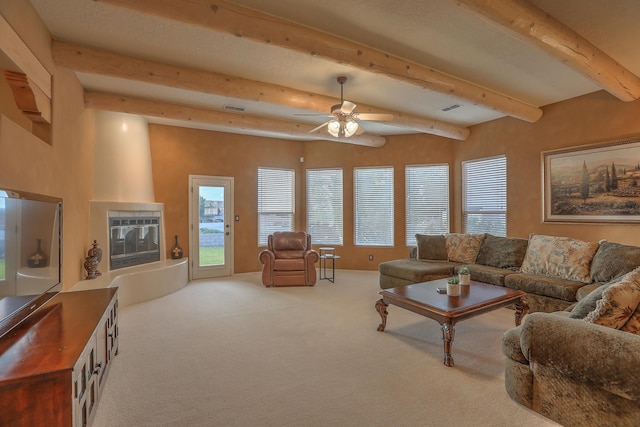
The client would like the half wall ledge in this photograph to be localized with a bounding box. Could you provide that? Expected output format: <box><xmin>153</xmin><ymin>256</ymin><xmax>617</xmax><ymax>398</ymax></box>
<box><xmin>70</xmin><ymin>258</ymin><xmax>189</xmax><ymax>308</ymax></box>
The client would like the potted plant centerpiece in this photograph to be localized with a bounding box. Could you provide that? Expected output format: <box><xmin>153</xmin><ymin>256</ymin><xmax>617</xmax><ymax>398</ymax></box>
<box><xmin>446</xmin><ymin>276</ymin><xmax>460</xmax><ymax>296</ymax></box>
<box><xmin>458</xmin><ymin>266</ymin><xmax>471</xmax><ymax>285</ymax></box>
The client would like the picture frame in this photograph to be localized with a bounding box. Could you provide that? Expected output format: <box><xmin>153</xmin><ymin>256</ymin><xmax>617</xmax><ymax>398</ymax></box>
<box><xmin>543</xmin><ymin>136</ymin><xmax>640</xmax><ymax>223</ymax></box>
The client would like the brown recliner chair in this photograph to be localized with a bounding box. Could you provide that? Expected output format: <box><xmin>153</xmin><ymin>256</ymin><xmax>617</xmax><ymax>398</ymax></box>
<box><xmin>259</xmin><ymin>232</ymin><xmax>319</xmax><ymax>287</ymax></box>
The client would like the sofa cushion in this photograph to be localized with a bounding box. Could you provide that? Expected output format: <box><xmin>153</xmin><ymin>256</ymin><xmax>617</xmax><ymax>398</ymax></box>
<box><xmin>475</xmin><ymin>234</ymin><xmax>528</xmax><ymax>269</ymax></box>
<box><xmin>504</xmin><ymin>273</ymin><xmax>585</xmax><ymax>302</ymax></box>
<box><xmin>378</xmin><ymin>259</ymin><xmax>458</xmax><ymax>283</ymax></box>
<box><xmin>445</xmin><ymin>233</ymin><xmax>484</xmax><ymax>264</ymax></box>
<box><xmin>467</xmin><ymin>264</ymin><xmax>514</xmax><ymax>287</ymax></box>
<box><xmin>520</xmin><ymin>234</ymin><xmax>599</xmax><ymax>283</ymax></box>
<box><xmin>590</xmin><ymin>241</ymin><xmax>640</xmax><ymax>283</ymax></box>
<box><xmin>585</xmin><ymin>269</ymin><xmax>640</xmax><ymax>329</ymax></box>
<box><xmin>415</xmin><ymin>234</ymin><xmax>448</xmax><ymax>261</ymax></box>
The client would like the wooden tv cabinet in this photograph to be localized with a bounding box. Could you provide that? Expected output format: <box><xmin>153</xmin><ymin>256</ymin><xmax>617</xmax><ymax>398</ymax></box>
<box><xmin>0</xmin><ymin>288</ymin><xmax>118</xmax><ymax>427</ymax></box>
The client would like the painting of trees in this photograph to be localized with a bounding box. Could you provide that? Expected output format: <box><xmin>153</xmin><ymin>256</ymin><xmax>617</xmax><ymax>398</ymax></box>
<box><xmin>545</xmin><ymin>139</ymin><xmax>640</xmax><ymax>221</ymax></box>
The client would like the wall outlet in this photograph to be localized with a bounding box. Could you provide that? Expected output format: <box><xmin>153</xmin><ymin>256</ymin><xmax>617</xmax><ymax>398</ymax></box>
<box><xmin>369</xmin><ymin>255</ymin><xmax>373</xmax><ymax>261</ymax></box>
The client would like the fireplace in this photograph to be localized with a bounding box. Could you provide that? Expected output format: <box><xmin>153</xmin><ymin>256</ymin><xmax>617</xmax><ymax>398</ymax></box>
<box><xmin>109</xmin><ymin>211</ymin><xmax>161</xmax><ymax>270</ymax></box>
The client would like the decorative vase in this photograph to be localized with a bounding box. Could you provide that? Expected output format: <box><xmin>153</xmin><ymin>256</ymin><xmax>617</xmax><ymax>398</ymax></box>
<box><xmin>27</xmin><ymin>239</ymin><xmax>48</xmax><ymax>268</ymax></box>
<box><xmin>88</xmin><ymin>240</ymin><xmax>103</xmax><ymax>276</ymax></box>
<box><xmin>171</xmin><ymin>235</ymin><xmax>183</xmax><ymax>259</ymax></box>
<box><xmin>84</xmin><ymin>256</ymin><xmax>99</xmax><ymax>279</ymax></box>
<box><xmin>446</xmin><ymin>280</ymin><xmax>460</xmax><ymax>297</ymax></box>
<box><xmin>459</xmin><ymin>274</ymin><xmax>470</xmax><ymax>285</ymax></box>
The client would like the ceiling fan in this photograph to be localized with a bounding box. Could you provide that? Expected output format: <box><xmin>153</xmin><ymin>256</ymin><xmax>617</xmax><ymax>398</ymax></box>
<box><xmin>304</xmin><ymin>76</ymin><xmax>393</xmax><ymax>137</ymax></box>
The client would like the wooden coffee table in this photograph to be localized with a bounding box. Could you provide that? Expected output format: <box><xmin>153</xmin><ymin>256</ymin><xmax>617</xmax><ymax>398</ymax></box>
<box><xmin>375</xmin><ymin>278</ymin><xmax>528</xmax><ymax>367</ymax></box>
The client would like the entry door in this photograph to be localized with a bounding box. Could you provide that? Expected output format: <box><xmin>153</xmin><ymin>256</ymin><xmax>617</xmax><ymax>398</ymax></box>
<box><xmin>189</xmin><ymin>176</ymin><xmax>234</xmax><ymax>280</ymax></box>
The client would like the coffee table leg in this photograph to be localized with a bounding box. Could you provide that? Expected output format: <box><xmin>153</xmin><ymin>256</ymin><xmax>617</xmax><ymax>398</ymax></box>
<box><xmin>514</xmin><ymin>299</ymin><xmax>529</xmax><ymax>326</ymax></box>
<box><xmin>375</xmin><ymin>299</ymin><xmax>389</xmax><ymax>332</ymax></box>
<box><xmin>441</xmin><ymin>322</ymin><xmax>455</xmax><ymax>367</ymax></box>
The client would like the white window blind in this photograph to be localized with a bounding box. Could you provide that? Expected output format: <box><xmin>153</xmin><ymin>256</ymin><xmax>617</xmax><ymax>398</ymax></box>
<box><xmin>354</xmin><ymin>167</ymin><xmax>394</xmax><ymax>246</ymax></box>
<box><xmin>258</xmin><ymin>167</ymin><xmax>295</xmax><ymax>245</ymax></box>
<box><xmin>306</xmin><ymin>168</ymin><xmax>343</xmax><ymax>245</ymax></box>
<box><xmin>406</xmin><ymin>164</ymin><xmax>450</xmax><ymax>246</ymax></box>
<box><xmin>463</xmin><ymin>155</ymin><xmax>507</xmax><ymax>236</ymax></box>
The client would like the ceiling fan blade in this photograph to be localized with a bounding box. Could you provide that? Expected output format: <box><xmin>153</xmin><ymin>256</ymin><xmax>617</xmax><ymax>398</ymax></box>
<box><xmin>309</xmin><ymin>121</ymin><xmax>330</xmax><ymax>133</ymax></box>
<box><xmin>353</xmin><ymin>113</ymin><xmax>394</xmax><ymax>121</ymax></box>
<box><xmin>355</xmin><ymin>125</ymin><xmax>366</xmax><ymax>135</ymax></box>
<box><xmin>340</xmin><ymin>100</ymin><xmax>357</xmax><ymax>115</ymax></box>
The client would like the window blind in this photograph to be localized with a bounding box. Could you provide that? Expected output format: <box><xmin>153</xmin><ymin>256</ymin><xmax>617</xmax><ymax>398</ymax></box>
<box><xmin>462</xmin><ymin>155</ymin><xmax>507</xmax><ymax>236</ymax></box>
<box><xmin>354</xmin><ymin>167</ymin><xmax>394</xmax><ymax>246</ymax></box>
<box><xmin>405</xmin><ymin>164</ymin><xmax>450</xmax><ymax>245</ymax></box>
<box><xmin>306</xmin><ymin>168</ymin><xmax>343</xmax><ymax>245</ymax></box>
<box><xmin>257</xmin><ymin>167</ymin><xmax>295</xmax><ymax>245</ymax></box>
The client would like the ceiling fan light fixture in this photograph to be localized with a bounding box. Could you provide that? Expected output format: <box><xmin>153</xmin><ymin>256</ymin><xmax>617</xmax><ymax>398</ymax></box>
<box><xmin>344</xmin><ymin>118</ymin><xmax>359</xmax><ymax>137</ymax></box>
<box><xmin>327</xmin><ymin>120</ymin><xmax>341</xmax><ymax>137</ymax></box>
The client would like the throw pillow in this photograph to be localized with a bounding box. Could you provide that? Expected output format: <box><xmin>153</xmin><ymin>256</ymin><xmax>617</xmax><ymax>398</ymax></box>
<box><xmin>475</xmin><ymin>234</ymin><xmax>529</xmax><ymax>269</ymax></box>
<box><xmin>569</xmin><ymin>277</ymin><xmax>622</xmax><ymax>319</ymax></box>
<box><xmin>585</xmin><ymin>269</ymin><xmax>640</xmax><ymax>329</ymax></box>
<box><xmin>445</xmin><ymin>233</ymin><xmax>484</xmax><ymax>264</ymax></box>
<box><xmin>622</xmin><ymin>310</ymin><xmax>640</xmax><ymax>335</ymax></box>
<box><xmin>415</xmin><ymin>234</ymin><xmax>448</xmax><ymax>261</ymax></box>
<box><xmin>590</xmin><ymin>240</ymin><xmax>640</xmax><ymax>283</ymax></box>
<box><xmin>520</xmin><ymin>234</ymin><xmax>599</xmax><ymax>283</ymax></box>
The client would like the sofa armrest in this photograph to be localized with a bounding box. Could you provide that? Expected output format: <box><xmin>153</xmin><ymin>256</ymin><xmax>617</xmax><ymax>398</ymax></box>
<box><xmin>520</xmin><ymin>312</ymin><xmax>640</xmax><ymax>401</ymax></box>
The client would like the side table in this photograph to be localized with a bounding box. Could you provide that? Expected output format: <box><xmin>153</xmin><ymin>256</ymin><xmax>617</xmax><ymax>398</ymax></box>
<box><xmin>319</xmin><ymin>247</ymin><xmax>340</xmax><ymax>283</ymax></box>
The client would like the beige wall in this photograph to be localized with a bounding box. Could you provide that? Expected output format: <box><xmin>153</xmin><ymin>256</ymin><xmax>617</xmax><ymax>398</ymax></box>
<box><xmin>149</xmin><ymin>91</ymin><xmax>640</xmax><ymax>274</ymax></box>
<box><xmin>0</xmin><ymin>2</ymin><xmax>93</xmax><ymax>289</ymax></box>
<box><xmin>4</xmin><ymin>0</ymin><xmax>640</xmax><ymax>279</ymax></box>
<box><xmin>455</xmin><ymin>91</ymin><xmax>640</xmax><ymax>246</ymax></box>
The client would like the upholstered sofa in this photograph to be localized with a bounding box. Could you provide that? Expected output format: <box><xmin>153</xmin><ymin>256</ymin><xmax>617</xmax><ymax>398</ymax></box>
<box><xmin>502</xmin><ymin>268</ymin><xmax>640</xmax><ymax>426</ymax></box>
<box><xmin>378</xmin><ymin>233</ymin><xmax>640</xmax><ymax>313</ymax></box>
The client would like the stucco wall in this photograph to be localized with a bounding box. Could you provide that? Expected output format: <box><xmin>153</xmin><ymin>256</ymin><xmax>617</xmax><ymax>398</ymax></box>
<box><xmin>454</xmin><ymin>91</ymin><xmax>640</xmax><ymax>246</ymax></box>
<box><xmin>0</xmin><ymin>2</ymin><xmax>93</xmax><ymax>289</ymax></box>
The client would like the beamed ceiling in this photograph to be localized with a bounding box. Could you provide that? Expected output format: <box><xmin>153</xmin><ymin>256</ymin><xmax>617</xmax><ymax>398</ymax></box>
<box><xmin>24</xmin><ymin>0</ymin><xmax>640</xmax><ymax>147</ymax></box>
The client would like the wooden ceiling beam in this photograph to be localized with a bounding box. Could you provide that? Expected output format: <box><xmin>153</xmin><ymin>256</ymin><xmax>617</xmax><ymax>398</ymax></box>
<box><xmin>95</xmin><ymin>0</ymin><xmax>542</xmax><ymax>122</ymax></box>
<box><xmin>84</xmin><ymin>91</ymin><xmax>387</xmax><ymax>147</ymax></box>
<box><xmin>53</xmin><ymin>41</ymin><xmax>469</xmax><ymax>140</ymax></box>
<box><xmin>453</xmin><ymin>0</ymin><xmax>640</xmax><ymax>102</ymax></box>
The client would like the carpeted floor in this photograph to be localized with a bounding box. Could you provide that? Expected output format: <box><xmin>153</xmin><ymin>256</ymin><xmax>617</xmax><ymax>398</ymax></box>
<box><xmin>92</xmin><ymin>270</ymin><xmax>560</xmax><ymax>427</ymax></box>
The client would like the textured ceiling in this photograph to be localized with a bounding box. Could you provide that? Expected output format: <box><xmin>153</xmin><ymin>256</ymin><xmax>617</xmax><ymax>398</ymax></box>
<box><xmin>27</xmin><ymin>0</ymin><xmax>640</xmax><ymax>144</ymax></box>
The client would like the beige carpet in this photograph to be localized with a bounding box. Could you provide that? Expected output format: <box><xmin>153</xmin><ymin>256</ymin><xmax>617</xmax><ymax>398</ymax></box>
<box><xmin>92</xmin><ymin>270</ymin><xmax>560</xmax><ymax>427</ymax></box>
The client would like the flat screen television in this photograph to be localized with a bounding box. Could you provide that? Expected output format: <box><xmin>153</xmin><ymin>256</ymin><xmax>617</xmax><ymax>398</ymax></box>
<box><xmin>0</xmin><ymin>188</ymin><xmax>62</xmax><ymax>338</ymax></box>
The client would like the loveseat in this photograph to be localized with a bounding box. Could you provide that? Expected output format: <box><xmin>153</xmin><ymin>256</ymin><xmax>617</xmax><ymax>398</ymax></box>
<box><xmin>378</xmin><ymin>233</ymin><xmax>640</xmax><ymax>313</ymax></box>
<box><xmin>502</xmin><ymin>268</ymin><xmax>640</xmax><ymax>426</ymax></box>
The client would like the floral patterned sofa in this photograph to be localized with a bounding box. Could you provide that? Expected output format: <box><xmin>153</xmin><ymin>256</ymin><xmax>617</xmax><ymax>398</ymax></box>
<box><xmin>502</xmin><ymin>267</ymin><xmax>640</xmax><ymax>426</ymax></box>
<box><xmin>378</xmin><ymin>233</ymin><xmax>640</xmax><ymax>313</ymax></box>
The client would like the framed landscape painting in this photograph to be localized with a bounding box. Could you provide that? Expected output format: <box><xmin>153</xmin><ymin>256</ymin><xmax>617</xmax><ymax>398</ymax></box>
<box><xmin>543</xmin><ymin>136</ymin><xmax>640</xmax><ymax>223</ymax></box>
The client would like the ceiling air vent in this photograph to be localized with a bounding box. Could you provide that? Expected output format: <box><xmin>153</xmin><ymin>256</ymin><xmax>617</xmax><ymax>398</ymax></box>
<box><xmin>224</xmin><ymin>105</ymin><xmax>245</xmax><ymax>112</ymax></box>
<box><xmin>441</xmin><ymin>104</ymin><xmax>461</xmax><ymax>112</ymax></box>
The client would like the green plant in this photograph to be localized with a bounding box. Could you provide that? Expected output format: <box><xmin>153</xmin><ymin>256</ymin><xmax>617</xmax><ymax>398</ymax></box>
<box><xmin>458</xmin><ymin>266</ymin><xmax>469</xmax><ymax>275</ymax></box>
<box><xmin>447</xmin><ymin>276</ymin><xmax>460</xmax><ymax>285</ymax></box>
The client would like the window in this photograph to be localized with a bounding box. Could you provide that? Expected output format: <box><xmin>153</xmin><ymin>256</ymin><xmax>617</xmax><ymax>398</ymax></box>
<box><xmin>462</xmin><ymin>155</ymin><xmax>507</xmax><ymax>236</ymax></box>
<box><xmin>354</xmin><ymin>167</ymin><xmax>394</xmax><ymax>246</ymax></box>
<box><xmin>405</xmin><ymin>164</ymin><xmax>449</xmax><ymax>245</ymax></box>
<box><xmin>257</xmin><ymin>167</ymin><xmax>295</xmax><ymax>245</ymax></box>
<box><xmin>306</xmin><ymin>168</ymin><xmax>343</xmax><ymax>245</ymax></box>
